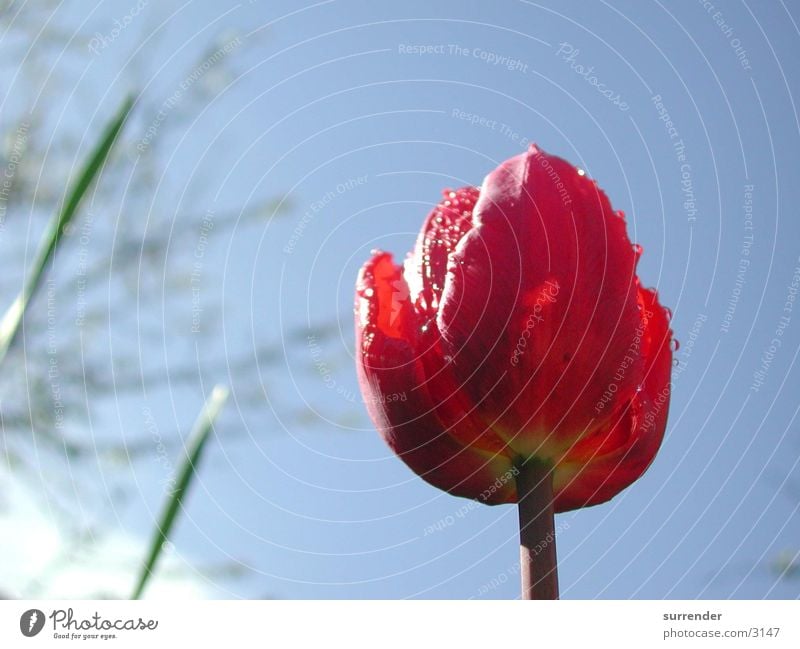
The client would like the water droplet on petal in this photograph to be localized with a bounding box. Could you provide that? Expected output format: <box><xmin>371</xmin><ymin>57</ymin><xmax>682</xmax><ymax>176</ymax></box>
<box><xmin>577</xmin><ymin>168</ymin><xmax>585</xmax><ymax>176</ymax></box>
<box><xmin>363</xmin><ymin>287</ymin><xmax>374</xmax><ymax>298</ymax></box>
<box><xmin>670</xmin><ymin>339</ymin><xmax>680</xmax><ymax>351</ymax></box>
<box><xmin>632</xmin><ymin>243</ymin><xmax>643</xmax><ymax>258</ymax></box>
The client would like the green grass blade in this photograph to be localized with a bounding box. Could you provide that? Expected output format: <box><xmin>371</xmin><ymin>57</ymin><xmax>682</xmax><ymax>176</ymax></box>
<box><xmin>131</xmin><ymin>384</ymin><xmax>229</xmax><ymax>600</ymax></box>
<box><xmin>0</xmin><ymin>94</ymin><xmax>135</xmax><ymax>365</ymax></box>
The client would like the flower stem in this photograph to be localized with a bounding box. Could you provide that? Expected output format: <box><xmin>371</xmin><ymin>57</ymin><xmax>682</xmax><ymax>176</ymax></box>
<box><xmin>516</xmin><ymin>458</ymin><xmax>559</xmax><ymax>599</ymax></box>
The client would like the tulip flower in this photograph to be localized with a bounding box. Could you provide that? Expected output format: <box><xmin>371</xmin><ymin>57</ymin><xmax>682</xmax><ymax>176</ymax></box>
<box><xmin>355</xmin><ymin>144</ymin><xmax>673</xmax><ymax>599</ymax></box>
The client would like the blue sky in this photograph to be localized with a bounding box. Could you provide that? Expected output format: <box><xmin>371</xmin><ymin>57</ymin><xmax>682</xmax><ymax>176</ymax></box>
<box><xmin>3</xmin><ymin>0</ymin><xmax>800</xmax><ymax>599</ymax></box>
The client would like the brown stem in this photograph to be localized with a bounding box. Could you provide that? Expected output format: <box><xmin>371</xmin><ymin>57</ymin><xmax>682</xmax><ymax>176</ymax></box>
<box><xmin>516</xmin><ymin>458</ymin><xmax>559</xmax><ymax>599</ymax></box>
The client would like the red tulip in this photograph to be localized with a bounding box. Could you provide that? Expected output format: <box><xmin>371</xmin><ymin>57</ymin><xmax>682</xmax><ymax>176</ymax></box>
<box><xmin>355</xmin><ymin>144</ymin><xmax>672</xmax><ymax>597</ymax></box>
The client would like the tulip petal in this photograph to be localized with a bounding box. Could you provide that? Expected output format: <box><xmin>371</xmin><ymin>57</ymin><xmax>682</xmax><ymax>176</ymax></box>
<box><xmin>406</xmin><ymin>187</ymin><xmax>479</xmax><ymax>317</ymax></box>
<box><xmin>551</xmin><ymin>286</ymin><xmax>672</xmax><ymax>511</ymax></box>
<box><xmin>356</xmin><ymin>251</ymin><xmax>516</xmax><ymax>504</ymax></box>
<box><xmin>438</xmin><ymin>145</ymin><xmax>644</xmax><ymax>461</ymax></box>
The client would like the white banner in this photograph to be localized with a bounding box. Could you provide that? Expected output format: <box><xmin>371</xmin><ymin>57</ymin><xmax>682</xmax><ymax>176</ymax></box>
<box><xmin>0</xmin><ymin>600</ymin><xmax>796</xmax><ymax>648</ymax></box>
